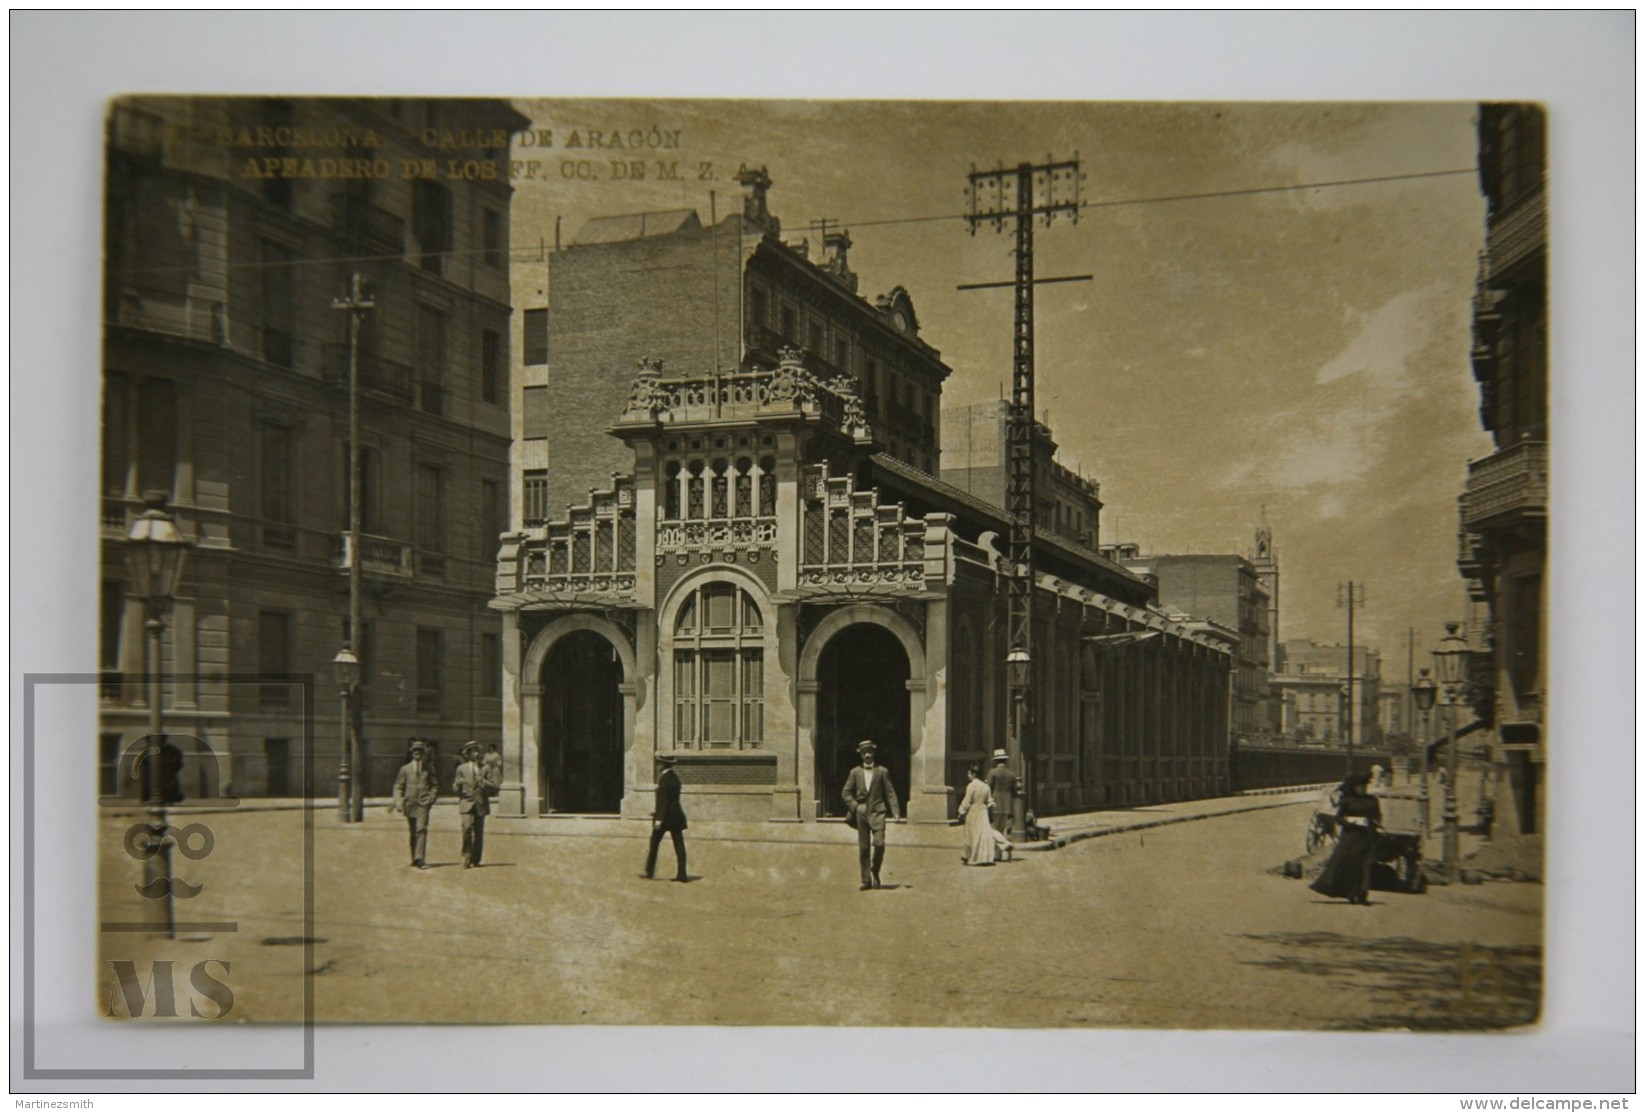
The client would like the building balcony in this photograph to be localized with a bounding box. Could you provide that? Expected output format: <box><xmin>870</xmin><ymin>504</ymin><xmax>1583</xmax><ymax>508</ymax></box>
<box><xmin>1461</xmin><ymin>440</ymin><xmax>1547</xmax><ymax>533</ymax></box>
<box><xmin>615</xmin><ymin>351</ymin><xmax>867</xmax><ymax>442</ymax></box>
<box><xmin>322</xmin><ymin>344</ymin><xmax>415</xmax><ymax>405</ymax></box>
<box><xmin>494</xmin><ymin>478</ymin><xmax>639</xmax><ymax>605</ymax></box>
<box><xmin>110</xmin><ymin>287</ymin><xmax>227</xmax><ymax>345</ymax></box>
<box><xmin>331</xmin><ymin>195</ymin><xmax>406</xmax><ymax>255</ymax></box>
<box><xmin>1486</xmin><ymin>188</ymin><xmax>1546</xmax><ymax>277</ymax></box>
<box><xmin>797</xmin><ymin>464</ymin><xmax>931</xmax><ymax>593</ymax></box>
<box><xmin>336</xmin><ymin>532</ymin><xmax>414</xmax><ymax>578</ymax></box>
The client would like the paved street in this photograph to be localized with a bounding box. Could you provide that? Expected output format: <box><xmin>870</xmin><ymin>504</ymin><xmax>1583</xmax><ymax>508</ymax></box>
<box><xmin>98</xmin><ymin>796</ymin><xmax>1541</xmax><ymax>1029</ymax></box>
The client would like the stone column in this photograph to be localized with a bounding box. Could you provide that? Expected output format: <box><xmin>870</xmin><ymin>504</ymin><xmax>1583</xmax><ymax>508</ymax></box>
<box><xmin>910</xmin><ymin>594</ymin><xmax>951</xmax><ymax>823</ymax></box>
<box><xmin>769</xmin><ymin>603</ymin><xmax>802</xmax><ymax>820</ymax></box>
<box><xmin>796</xmin><ymin>676</ymin><xmax>820</xmax><ymax>819</ymax></box>
<box><xmin>623</xmin><ymin>617</ymin><xmax>657</xmax><ymax>820</ymax></box>
<box><xmin>496</xmin><ymin>610</ymin><xmax>528</xmax><ymax>816</ymax></box>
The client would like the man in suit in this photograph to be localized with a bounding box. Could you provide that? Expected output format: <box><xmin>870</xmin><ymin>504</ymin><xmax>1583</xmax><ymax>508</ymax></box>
<box><xmin>643</xmin><ymin>753</ymin><xmax>689</xmax><ymax>882</ymax></box>
<box><xmin>986</xmin><ymin>749</ymin><xmax>1019</xmax><ymax>836</ymax></box>
<box><xmin>454</xmin><ymin>740</ymin><xmax>499</xmax><ymax>869</ymax></box>
<box><xmin>390</xmin><ymin>739</ymin><xmax>438</xmax><ymax>869</ymax></box>
<box><xmin>841</xmin><ymin>739</ymin><xmax>900</xmax><ymax>891</ymax></box>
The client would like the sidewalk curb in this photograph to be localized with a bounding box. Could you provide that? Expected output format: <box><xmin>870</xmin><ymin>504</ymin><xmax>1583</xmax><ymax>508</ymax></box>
<box><xmin>1024</xmin><ymin>794</ymin><xmax>1317</xmax><ymax>852</ymax></box>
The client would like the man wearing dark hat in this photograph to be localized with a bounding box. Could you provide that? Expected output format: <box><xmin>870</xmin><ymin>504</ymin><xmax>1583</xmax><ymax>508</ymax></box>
<box><xmin>841</xmin><ymin>739</ymin><xmax>900</xmax><ymax>890</ymax></box>
<box><xmin>986</xmin><ymin>748</ymin><xmax>1019</xmax><ymax>836</ymax></box>
<box><xmin>390</xmin><ymin>739</ymin><xmax>438</xmax><ymax>869</ymax></box>
<box><xmin>454</xmin><ymin>740</ymin><xmax>499</xmax><ymax>869</ymax></box>
<box><xmin>643</xmin><ymin>752</ymin><xmax>689</xmax><ymax>882</ymax></box>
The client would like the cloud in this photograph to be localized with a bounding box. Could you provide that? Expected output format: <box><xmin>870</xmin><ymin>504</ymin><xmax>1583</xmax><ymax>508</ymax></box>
<box><xmin>1216</xmin><ymin>284</ymin><xmax>1464</xmax><ymax>494</ymax></box>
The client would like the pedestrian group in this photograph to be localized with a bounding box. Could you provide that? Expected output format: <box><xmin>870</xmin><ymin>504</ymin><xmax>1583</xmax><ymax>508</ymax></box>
<box><xmin>384</xmin><ymin>735</ymin><xmax>1027</xmax><ymax>888</ymax></box>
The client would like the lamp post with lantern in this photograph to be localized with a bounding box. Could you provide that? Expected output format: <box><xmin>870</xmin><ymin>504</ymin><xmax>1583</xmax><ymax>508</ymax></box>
<box><xmin>1006</xmin><ymin>643</ymin><xmax>1031</xmax><ymax>837</ymax></box>
<box><xmin>124</xmin><ymin>494</ymin><xmax>192</xmax><ymax>938</ymax></box>
<box><xmin>333</xmin><ymin>648</ymin><xmax>360</xmax><ymax>821</ymax></box>
<box><xmin>1411</xmin><ymin>667</ymin><xmax>1438</xmax><ymax>834</ymax></box>
<box><xmin>1432</xmin><ymin>622</ymin><xmax>1471</xmax><ymax>882</ymax></box>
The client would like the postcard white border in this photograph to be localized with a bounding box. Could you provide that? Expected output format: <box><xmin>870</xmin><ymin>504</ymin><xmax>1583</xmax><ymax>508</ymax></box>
<box><xmin>8</xmin><ymin>9</ymin><xmax>1634</xmax><ymax>1095</ymax></box>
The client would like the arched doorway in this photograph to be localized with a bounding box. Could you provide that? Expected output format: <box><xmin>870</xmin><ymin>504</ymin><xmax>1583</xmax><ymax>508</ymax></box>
<box><xmin>815</xmin><ymin>624</ymin><xmax>911</xmax><ymax>817</ymax></box>
<box><xmin>540</xmin><ymin>629</ymin><xmax>624</xmax><ymax>814</ymax></box>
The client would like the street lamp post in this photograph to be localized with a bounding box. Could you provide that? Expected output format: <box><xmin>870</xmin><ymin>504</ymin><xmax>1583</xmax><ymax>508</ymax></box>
<box><xmin>333</xmin><ymin>273</ymin><xmax>373</xmax><ymax>824</ymax></box>
<box><xmin>1432</xmin><ymin>622</ymin><xmax>1470</xmax><ymax>882</ymax></box>
<box><xmin>333</xmin><ymin>648</ymin><xmax>360</xmax><ymax>821</ymax></box>
<box><xmin>1339</xmin><ymin>681</ymin><xmax>1352</xmax><ymax>769</ymax></box>
<box><xmin>125</xmin><ymin>495</ymin><xmax>191</xmax><ymax>939</ymax></box>
<box><xmin>1412</xmin><ymin>667</ymin><xmax>1438</xmax><ymax>834</ymax></box>
<box><xmin>1006</xmin><ymin>644</ymin><xmax>1030</xmax><ymax>837</ymax></box>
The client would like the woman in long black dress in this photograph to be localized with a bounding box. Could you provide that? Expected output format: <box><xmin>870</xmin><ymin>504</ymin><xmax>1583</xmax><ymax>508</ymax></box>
<box><xmin>1310</xmin><ymin>772</ymin><xmax>1382</xmax><ymax>904</ymax></box>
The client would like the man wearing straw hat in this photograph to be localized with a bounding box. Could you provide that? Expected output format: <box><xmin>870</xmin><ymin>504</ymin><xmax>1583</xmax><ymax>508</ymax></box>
<box><xmin>454</xmin><ymin>740</ymin><xmax>498</xmax><ymax>869</ymax></box>
<box><xmin>390</xmin><ymin>739</ymin><xmax>438</xmax><ymax>869</ymax></box>
<box><xmin>986</xmin><ymin>748</ymin><xmax>1019</xmax><ymax>837</ymax></box>
<box><xmin>841</xmin><ymin>739</ymin><xmax>900</xmax><ymax>891</ymax></box>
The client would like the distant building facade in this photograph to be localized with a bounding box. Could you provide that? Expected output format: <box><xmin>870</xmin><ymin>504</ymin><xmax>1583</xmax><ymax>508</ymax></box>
<box><xmin>101</xmin><ymin>96</ymin><xmax>526</xmax><ymax>795</ymax></box>
<box><xmin>1459</xmin><ymin>103</ymin><xmax>1547</xmax><ymax>835</ymax></box>
<box><xmin>1270</xmin><ymin>639</ymin><xmax>1382</xmax><ymax>751</ymax></box>
<box><xmin>494</xmin><ymin>176</ymin><xmax>1235</xmax><ymax>822</ymax></box>
<box><xmin>941</xmin><ymin>400</ymin><xmax>1102</xmax><ymax>550</ymax></box>
<box><xmin>1106</xmin><ymin>548</ymin><xmax>1274</xmax><ymax>744</ymax></box>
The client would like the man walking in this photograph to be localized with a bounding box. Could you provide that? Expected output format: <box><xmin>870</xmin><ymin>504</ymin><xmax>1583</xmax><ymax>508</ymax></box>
<box><xmin>986</xmin><ymin>749</ymin><xmax>1018</xmax><ymax>836</ymax></box>
<box><xmin>454</xmin><ymin>740</ymin><xmax>498</xmax><ymax>869</ymax></box>
<box><xmin>643</xmin><ymin>753</ymin><xmax>689</xmax><ymax>882</ymax></box>
<box><xmin>390</xmin><ymin>739</ymin><xmax>438</xmax><ymax>869</ymax></box>
<box><xmin>841</xmin><ymin>739</ymin><xmax>899</xmax><ymax>891</ymax></box>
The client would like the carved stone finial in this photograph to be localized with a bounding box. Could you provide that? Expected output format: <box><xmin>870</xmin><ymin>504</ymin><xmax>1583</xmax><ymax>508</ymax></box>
<box><xmin>735</xmin><ymin>165</ymin><xmax>779</xmax><ymax>235</ymax></box>
<box><xmin>621</xmin><ymin>356</ymin><xmax>670</xmax><ymax>420</ymax></box>
<box><xmin>768</xmin><ymin>346</ymin><xmax>817</xmax><ymax>407</ymax></box>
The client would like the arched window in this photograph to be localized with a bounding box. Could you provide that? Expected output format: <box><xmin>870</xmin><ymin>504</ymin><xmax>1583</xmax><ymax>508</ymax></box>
<box><xmin>672</xmin><ymin>582</ymin><xmax>765</xmax><ymax>749</ymax></box>
<box><xmin>663</xmin><ymin>461</ymin><xmax>681</xmax><ymax>521</ymax></box>
<box><xmin>686</xmin><ymin>461</ymin><xmax>704</xmax><ymax>520</ymax></box>
<box><xmin>757</xmin><ymin>455</ymin><xmax>777</xmax><ymax>517</ymax></box>
<box><xmin>733</xmin><ymin>457</ymin><xmax>753</xmax><ymax>518</ymax></box>
<box><xmin>709</xmin><ymin>458</ymin><xmax>729</xmax><ymax>519</ymax></box>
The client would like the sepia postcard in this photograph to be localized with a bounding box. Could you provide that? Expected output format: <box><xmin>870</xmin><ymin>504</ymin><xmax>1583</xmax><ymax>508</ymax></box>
<box><xmin>81</xmin><ymin>93</ymin><xmax>1553</xmax><ymax>1039</ymax></box>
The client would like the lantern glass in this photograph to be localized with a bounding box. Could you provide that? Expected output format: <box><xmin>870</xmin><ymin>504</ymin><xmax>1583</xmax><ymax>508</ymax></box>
<box><xmin>1432</xmin><ymin>622</ymin><xmax>1469</xmax><ymax>687</ymax></box>
<box><xmin>1412</xmin><ymin>668</ymin><xmax>1438</xmax><ymax>713</ymax></box>
<box><xmin>124</xmin><ymin>502</ymin><xmax>190</xmax><ymax>604</ymax></box>
<box><xmin>333</xmin><ymin>648</ymin><xmax>360</xmax><ymax>688</ymax></box>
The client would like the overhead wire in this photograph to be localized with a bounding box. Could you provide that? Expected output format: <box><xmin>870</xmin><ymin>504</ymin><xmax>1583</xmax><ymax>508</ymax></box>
<box><xmin>116</xmin><ymin>166</ymin><xmax>1479</xmax><ymax>281</ymax></box>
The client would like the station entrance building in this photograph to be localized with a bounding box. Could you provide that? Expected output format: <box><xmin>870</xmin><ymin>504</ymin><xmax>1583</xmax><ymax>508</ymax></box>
<box><xmin>493</xmin><ymin>181</ymin><xmax>1233</xmax><ymax>822</ymax></box>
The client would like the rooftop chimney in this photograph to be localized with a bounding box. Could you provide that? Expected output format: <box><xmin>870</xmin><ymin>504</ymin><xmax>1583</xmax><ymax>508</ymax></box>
<box><xmin>736</xmin><ymin>165</ymin><xmax>779</xmax><ymax>235</ymax></box>
<box><xmin>821</xmin><ymin>229</ymin><xmax>858</xmax><ymax>292</ymax></box>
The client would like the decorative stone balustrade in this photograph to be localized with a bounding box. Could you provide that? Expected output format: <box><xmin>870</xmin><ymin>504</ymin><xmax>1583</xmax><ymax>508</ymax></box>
<box><xmin>798</xmin><ymin>464</ymin><xmax>927</xmax><ymax>589</ymax></box>
<box><xmin>1461</xmin><ymin>439</ymin><xmax>1547</xmax><ymax>531</ymax></box>
<box><xmin>498</xmin><ymin>477</ymin><xmax>638</xmax><ymax>601</ymax></box>
<box><xmin>617</xmin><ymin>350</ymin><xmax>870</xmax><ymax>442</ymax></box>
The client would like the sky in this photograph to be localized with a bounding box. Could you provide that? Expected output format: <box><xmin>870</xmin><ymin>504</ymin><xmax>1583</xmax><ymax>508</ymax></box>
<box><xmin>507</xmin><ymin>98</ymin><xmax>1496</xmax><ymax>669</ymax></box>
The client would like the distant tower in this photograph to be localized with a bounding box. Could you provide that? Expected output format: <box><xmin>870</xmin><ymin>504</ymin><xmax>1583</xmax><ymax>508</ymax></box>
<box><xmin>1252</xmin><ymin>518</ymin><xmax>1280</xmax><ymax>671</ymax></box>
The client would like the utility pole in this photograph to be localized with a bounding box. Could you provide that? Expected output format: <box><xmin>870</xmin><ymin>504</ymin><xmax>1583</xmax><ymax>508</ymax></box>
<box><xmin>333</xmin><ymin>272</ymin><xmax>374</xmax><ymax>822</ymax></box>
<box><xmin>1336</xmin><ymin>580</ymin><xmax>1365</xmax><ymax>776</ymax></box>
<box><xmin>961</xmin><ymin>156</ymin><xmax>1086</xmax><ymax>832</ymax></box>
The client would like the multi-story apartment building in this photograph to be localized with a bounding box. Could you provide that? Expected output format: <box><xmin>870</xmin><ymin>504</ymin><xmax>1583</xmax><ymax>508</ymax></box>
<box><xmin>101</xmin><ymin>96</ymin><xmax>527</xmax><ymax>795</ymax></box>
<box><xmin>493</xmin><ymin>173</ymin><xmax>1235</xmax><ymax>822</ymax></box>
<box><xmin>940</xmin><ymin>399</ymin><xmax>1103</xmax><ymax>550</ymax></box>
<box><xmin>1458</xmin><ymin>103</ymin><xmax>1547</xmax><ymax>835</ymax></box>
<box><xmin>1270</xmin><ymin>639</ymin><xmax>1383</xmax><ymax>750</ymax></box>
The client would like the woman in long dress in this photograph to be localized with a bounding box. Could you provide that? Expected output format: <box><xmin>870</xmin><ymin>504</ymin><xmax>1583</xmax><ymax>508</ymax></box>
<box><xmin>958</xmin><ymin>766</ymin><xmax>1010</xmax><ymax>865</ymax></box>
<box><xmin>1310</xmin><ymin>772</ymin><xmax>1382</xmax><ymax>904</ymax></box>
